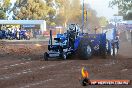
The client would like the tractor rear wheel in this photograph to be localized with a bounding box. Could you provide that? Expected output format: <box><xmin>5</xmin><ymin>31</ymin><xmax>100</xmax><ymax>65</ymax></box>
<box><xmin>78</xmin><ymin>39</ymin><xmax>92</xmax><ymax>59</ymax></box>
<box><xmin>85</xmin><ymin>45</ymin><xmax>92</xmax><ymax>57</ymax></box>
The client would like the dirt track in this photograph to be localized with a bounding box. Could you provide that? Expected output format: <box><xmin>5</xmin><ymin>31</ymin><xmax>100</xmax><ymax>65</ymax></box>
<box><xmin>0</xmin><ymin>37</ymin><xmax>132</xmax><ymax>88</ymax></box>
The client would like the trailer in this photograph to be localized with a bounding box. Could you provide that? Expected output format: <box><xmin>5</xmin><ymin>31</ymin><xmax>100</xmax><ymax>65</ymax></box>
<box><xmin>44</xmin><ymin>24</ymin><xmax>119</xmax><ymax>60</ymax></box>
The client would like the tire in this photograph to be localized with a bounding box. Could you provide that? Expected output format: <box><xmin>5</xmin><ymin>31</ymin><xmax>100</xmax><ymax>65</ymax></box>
<box><xmin>62</xmin><ymin>52</ymin><xmax>67</xmax><ymax>60</ymax></box>
<box><xmin>78</xmin><ymin>38</ymin><xmax>92</xmax><ymax>59</ymax></box>
<box><xmin>100</xmin><ymin>40</ymin><xmax>108</xmax><ymax>58</ymax></box>
<box><xmin>85</xmin><ymin>45</ymin><xmax>92</xmax><ymax>58</ymax></box>
<box><xmin>44</xmin><ymin>52</ymin><xmax>48</xmax><ymax>61</ymax></box>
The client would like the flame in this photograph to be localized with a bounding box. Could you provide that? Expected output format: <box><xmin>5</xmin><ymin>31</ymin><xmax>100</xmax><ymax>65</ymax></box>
<box><xmin>35</xmin><ymin>44</ymin><xmax>42</xmax><ymax>47</ymax></box>
<box><xmin>81</xmin><ymin>67</ymin><xmax>89</xmax><ymax>78</ymax></box>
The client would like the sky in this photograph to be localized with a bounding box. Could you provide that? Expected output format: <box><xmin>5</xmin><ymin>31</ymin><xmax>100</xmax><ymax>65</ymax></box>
<box><xmin>84</xmin><ymin>0</ymin><xmax>118</xmax><ymax>20</ymax></box>
<box><xmin>10</xmin><ymin>0</ymin><xmax>118</xmax><ymax>20</ymax></box>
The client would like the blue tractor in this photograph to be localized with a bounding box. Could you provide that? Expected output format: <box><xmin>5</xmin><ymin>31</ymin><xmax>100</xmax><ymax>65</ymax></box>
<box><xmin>44</xmin><ymin>24</ymin><xmax>119</xmax><ymax>60</ymax></box>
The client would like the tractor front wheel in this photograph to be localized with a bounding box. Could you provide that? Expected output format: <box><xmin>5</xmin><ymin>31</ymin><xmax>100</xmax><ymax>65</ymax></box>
<box><xmin>62</xmin><ymin>52</ymin><xmax>67</xmax><ymax>60</ymax></box>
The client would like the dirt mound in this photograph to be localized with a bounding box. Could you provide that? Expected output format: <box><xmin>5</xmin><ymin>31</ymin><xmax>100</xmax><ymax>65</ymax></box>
<box><xmin>0</xmin><ymin>43</ymin><xmax>47</xmax><ymax>60</ymax></box>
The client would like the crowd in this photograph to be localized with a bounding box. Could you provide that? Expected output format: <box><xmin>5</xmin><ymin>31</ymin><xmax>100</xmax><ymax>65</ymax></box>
<box><xmin>0</xmin><ymin>27</ymin><xmax>30</xmax><ymax>40</ymax></box>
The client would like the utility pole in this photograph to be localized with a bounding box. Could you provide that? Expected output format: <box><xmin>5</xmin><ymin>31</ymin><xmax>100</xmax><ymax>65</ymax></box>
<box><xmin>82</xmin><ymin>0</ymin><xmax>84</xmax><ymax>33</ymax></box>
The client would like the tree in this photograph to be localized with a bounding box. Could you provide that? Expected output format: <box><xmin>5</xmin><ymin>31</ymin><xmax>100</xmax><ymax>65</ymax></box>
<box><xmin>11</xmin><ymin>0</ymin><xmax>56</xmax><ymax>26</ymax></box>
<box><xmin>45</xmin><ymin>0</ymin><xmax>57</xmax><ymax>26</ymax></box>
<box><xmin>55</xmin><ymin>0</ymin><xmax>82</xmax><ymax>27</ymax></box>
<box><xmin>109</xmin><ymin>0</ymin><xmax>132</xmax><ymax>20</ymax></box>
<box><xmin>3</xmin><ymin>0</ymin><xmax>11</xmax><ymax>11</ymax></box>
<box><xmin>12</xmin><ymin>0</ymin><xmax>48</xmax><ymax>19</ymax></box>
<box><xmin>55</xmin><ymin>0</ymin><xmax>100</xmax><ymax>33</ymax></box>
<box><xmin>126</xmin><ymin>10</ymin><xmax>132</xmax><ymax>20</ymax></box>
<box><xmin>98</xmin><ymin>16</ymin><xmax>108</xmax><ymax>27</ymax></box>
<box><xmin>0</xmin><ymin>0</ymin><xmax>11</xmax><ymax>19</ymax></box>
<box><xmin>10</xmin><ymin>0</ymin><xmax>102</xmax><ymax>30</ymax></box>
<box><xmin>0</xmin><ymin>10</ymin><xmax>6</xmax><ymax>19</ymax></box>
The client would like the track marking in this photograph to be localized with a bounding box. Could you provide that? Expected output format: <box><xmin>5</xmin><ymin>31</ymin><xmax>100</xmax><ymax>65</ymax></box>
<box><xmin>16</xmin><ymin>73</ymin><xmax>21</xmax><ymax>75</ymax></box>
<box><xmin>0</xmin><ymin>61</ymin><xmax>32</xmax><ymax>70</ymax></box>
<box><xmin>0</xmin><ymin>60</ymin><xmax>21</xmax><ymax>67</ymax></box>
<box><xmin>0</xmin><ymin>69</ymin><xmax>33</xmax><ymax>80</ymax></box>
<box><xmin>104</xmin><ymin>60</ymin><xmax>116</xmax><ymax>66</ymax></box>
<box><xmin>20</xmin><ymin>79</ymin><xmax>53</xmax><ymax>88</ymax></box>
<box><xmin>0</xmin><ymin>61</ymin><xmax>72</xmax><ymax>80</ymax></box>
<box><xmin>121</xmin><ymin>69</ymin><xmax>128</xmax><ymax>72</ymax></box>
